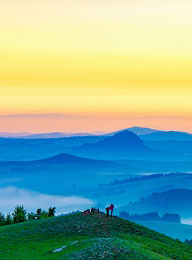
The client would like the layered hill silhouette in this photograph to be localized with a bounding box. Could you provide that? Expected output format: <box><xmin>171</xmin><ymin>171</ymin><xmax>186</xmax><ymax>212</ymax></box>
<box><xmin>107</xmin><ymin>126</ymin><xmax>161</xmax><ymax>136</ymax></box>
<box><xmin>72</xmin><ymin>130</ymin><xmax>192</xmax><ymax>161</ymax></box>
<box><xmin>72</xmin><ymin>130</ymin><xmax>154</xmax><ymax>160</ymax></box>
<box><xmin>0</xmin><ymin>135</ymin><xmax>105</xmax><ymax>161</ymax></box>
<box><xmin>0</xmin><ymin>152</ymin><xmax>135</xmax><ymax>170</ymax></box>
<box><xmin>115</xmin><ymin>159</ymin><xmax>192</xmax><ymax>173</ymax></box>
<box><xmin>117</xmin><ymin>189</ymin><xmax>192</xmax><ymax>218</ymax></box>
<box><xmin>141</xmin><ymin>131</ymin><xmax>192</xmax><ymax>141</ymax></box>
<box><xmin>127</xmin><ymin>126</ymin><xmax>160</xmax><ymax>135</ymax></box>
<box><xmin>0</xmin><ymin>131</ymin><xmax>105</xmax><ymax>139</ymax></box>
<box><xmin>23</xmin><ymin>132</ymin><xmax>96</xmax><ymax>139</ymax></box>
<box><xmin>0</xmin><ymin>153</ymin><xmax>139</xmax><ymax>191</ymax></box>
<box><xmin>0</xmin><ymin>152</ymin><xmax>140</xmax><ymax>175</ymax></box>
<box><xmin>35</xmin><ymin>153</ymin><xmax>136</xmax><ymax>171</ymax></box>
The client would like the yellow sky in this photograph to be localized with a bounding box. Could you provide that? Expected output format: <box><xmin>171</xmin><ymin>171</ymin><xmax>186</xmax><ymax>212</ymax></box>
<box><xmin>0</xmin><ymin>0</ymin><xmax>192</xmax><ymax>132</ymax></box>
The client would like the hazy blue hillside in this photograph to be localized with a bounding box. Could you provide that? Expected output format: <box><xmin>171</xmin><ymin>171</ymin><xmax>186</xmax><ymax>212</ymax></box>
<box><xmin>117</xmin><ymin>189</ymin><xmax>192</xmax><ymax>217</ymax></box>
<box><xmin>72</xmin><ymin>130</ymin><xmax>155</xmax><ymax>160</ymax></box>
<box><xmin>3</xmin><ymin>153</ymin><xmax>192</xmax><ymax>215</ymax></box>
<box><xmin>1</xmin><ymin>129</ymin><xmax>192</xmax><ymax>162</ymax></box>
<box><xmin>60</xmin><ymin>173</ymin><xmax>192</xmax><ymax>210</ymax></box>
<box><xmin>115</xmin><ymin>159</ymin><xmax>192</xmax><ymax>172</ymax></box>
<box><xmin>144</xmin><ymin>140</ymin><xmax>192</xmax><ymax>154</ymax></box>
<box><xmin>0</xmin><ymin>152</ymin><xmax>136</xmax><ymax>171</ymax></box>
<box><xmin>135</xmin><ymin>221</ymin><xmax>192</xmax><ymax>242</ymax></box>
<box><xmin>72</xmin><ymin>130</ymin><xmax>192</xmax><ymax>161</ymax></box>
<box><xmin>23</xmin><ymin>132</ymin><xmax>95</xmax><ymax>139</ymax></box>
<box><xmin>141</xmin><ymin>131</ymin><xmax>192</xmax><ymax>141</ymax></box>
<box><xmin>2</xmin><ymin>156</ymin><xmax>192</xmax><ymax>210</ymax></box>
<box><xmin>125</xmin><ymin>126</ymin><xmax>161</xmax><ymax>136</ymax></box>
<box><xmin>0</xmin><ymin>128</ymin><xmax>192</xmax><ymax>219</ymax></box>
<box><xmin>0</xmin><ymin>136</ymin><xmax>105</xmax><ymax>161</ymax></box>
<box><xmin>0</xmin><ymin>153</ymin><xmax>137</xmax><ymax>193</ymax></box>
<box><xmin>0</xmin><ymin>132</ymin><xmax>32</xmax><ymax>137</ymax></box>
<box><xmin>107</xmin><ymin>126</ymin><xmax>161</xmax><ymax>136</ymax></box>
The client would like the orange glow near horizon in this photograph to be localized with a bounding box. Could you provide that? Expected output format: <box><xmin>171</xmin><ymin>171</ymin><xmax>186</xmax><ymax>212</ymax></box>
<box><xmin>0</xmin><ymin>1</ymin><xmax>192</xmax><ymax>132</ymax></box>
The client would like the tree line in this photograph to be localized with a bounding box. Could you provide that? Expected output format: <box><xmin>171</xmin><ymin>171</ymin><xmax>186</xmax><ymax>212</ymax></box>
<box><xmin>0</xmin><ymin>205</ymin><xmax>56</xmax><ymax>227</ymax></box>
<box><xmin>119</xmin><ymin>211</ymin><xmax>181</xmax><ymax>223</ymax></box>
<box><xmin>99</xmin><ymin>173</ymin><xmax>184</xmax><ymax>187</ymax></box>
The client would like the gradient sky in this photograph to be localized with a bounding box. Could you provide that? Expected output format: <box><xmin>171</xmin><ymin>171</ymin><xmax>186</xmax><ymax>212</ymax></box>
<box><xmin>0</xmin><ymin>1</ymin><xmax>192</xmax><ymax>133</ymax></box>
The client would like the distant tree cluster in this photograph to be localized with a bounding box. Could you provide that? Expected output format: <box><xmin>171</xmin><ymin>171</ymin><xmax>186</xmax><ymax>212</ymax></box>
<box><xmin>185</xmin><ymin>239</ymin><xmax>192</xmax><ymax>246</ymax></box>
<box><xmin>99</xmin><ymin>172</ymin><xmax>183</xmax><ymax>187</ymax></box>
<box><xmin>0</xmin><ymin>205</ymin><xmax>56</xmax><ymax>227</ymax></box>
<box><xmin>161</xmin><ymin>213</ymin><xmax>181</xmax><ymax>223</ymax></box>
<box><xmin>99</xmin><ymin>174</ymin><xmax>164</xmax><ymax>187</ymax></box>
<box><xmin>119</xmin><ymin>211</ymin><xmax>181</xmax><ymax>224</ymax></box>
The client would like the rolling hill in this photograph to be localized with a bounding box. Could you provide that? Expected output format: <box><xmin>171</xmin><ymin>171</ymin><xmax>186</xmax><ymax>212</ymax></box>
<box><xmin>106</xmin><ymin>126</ymin><xmax>161</xmax><ymax>136</ymax></box>
<box><xmin>0</xmin><ymin>212</ymin><xmax>191</xmax><ymax>259</ymax></box>
<box><xmin>0</xmin><ymin>132</ymin><xmax>32</xmax><ymax>138</ymax></box>
<box><xmin>72</xmin><ymin>130</ymin><xmax>154</xmax><ymax>160</ymax></box>
<box><xmin>23</xmin><ymin>132</ymin><xmax>95</xmax><ymax>139</ymax></box>
<box><xmin>121</xmin><ymin>126</ymin><xmax>161</xmax><ymax>136</ymax></box>
<box><xmin>114</xmin><ymin>159</ymin><xmax>192</xmax><ymax>172</ymax></box>
<box><xmin>0</xmin><ymin>153</ymin><xmax>138</xmax><ymax>193</ymax></box>
<box><xmin>0</xmin><ymin>131</ymin><xmax>106</xmax><ymax>139</ymax></box>
<box><xmin>0</xmin><ymin>152</ymin><xmax>137</xmax><ymax>172</ymax></box>
<box><xmin>0</xmin><ymin>136</ymin><xmax>105</xmax><ymax>161</ymax></box>
<box><xmin>117</xmin><ymin>189</ymin><xmax>192</xmax><ymax>218</ymax></box>
<box><xmin>140</xmin><ymin>131</ymin><xmax>192</xmax><ymax>141</ymax></box>
<box><xmin>135</xmin><ymin>221</ymin><xmax>192</xmax><ymax>242</ymax></box>
<box><xmin>57</xmin><ymin>173</ymin><xmax>192</xmax><ymax>211</ymax></box>
<box><xmin>72</xmin><ymin>130</ymin><xmax>191</xmax><ymax>161</ymax></box>
<box><xmin>1</xmin><ymin>129</ymin><xmax>192</xmax><ymax>162</ymax></box>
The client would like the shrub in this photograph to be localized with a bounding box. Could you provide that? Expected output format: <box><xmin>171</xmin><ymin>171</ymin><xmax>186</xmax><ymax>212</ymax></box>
<box><xmin>27</xmin><ymin>212</ymin><xmax>36</xmax><ymax>221</ymax></box>
<box><xmin>0</xmin><ymin>212</ymin><xmax>5</xmax><ymax>226</ymax></box>
<box><xmin>41</xmin><ymin>210</ymin><xmax>49</xmax><ymax>219</ymax></box>
<box><xmin>36</xmin><ymin>208</ymin><xmax>42</xmax><ymax>220</ymax></box>
<box><xmin>5</xmin><ymin>213</ymin><xmax>13</xmax><ymax>225</ymax></box>
<box><xmin>12</xmin><ymin>205</ymin><xmax>27</xmax><ymax>223</ymax></box>
<box><xmin>48</xmin><ymin>207</ymin><xmax>56</xmax><ymax>217</ymax></box>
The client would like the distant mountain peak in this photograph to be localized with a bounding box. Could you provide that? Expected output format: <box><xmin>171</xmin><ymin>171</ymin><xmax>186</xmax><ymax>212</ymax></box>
<box><xmin>37</xmin><ymin>153</ymin><xmax>88</xmax><ymax>164</ymax></box>
<box><xmin>72</xmin><ymin>129</ymin><xmax>151</xmax><ymax>160</ymax></box>
<box><xmin>127</xmin><ymin>126</ymin><xmax>161</xmax><ymax>135</ymax></box>
<box><xmin>105</xmin><ymin>130</ymin><xmax>144</xmax><ymax>147</ymax></box>
<box><xmin>107</xmin><ymin>126</ymin><xmax>161</xmax><ymax>136</ymax></box>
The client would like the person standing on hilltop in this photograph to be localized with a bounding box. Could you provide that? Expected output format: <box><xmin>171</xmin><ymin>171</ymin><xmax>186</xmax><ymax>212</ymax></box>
<box><xmin>110</xmin><ymin>203</ymin><xmax>114</xmax><ymax>217</ymax></box>
<box><xmin>106</xmin><ymin>207</ymin><xmax>110</xmax><ymax>217</ymax></box>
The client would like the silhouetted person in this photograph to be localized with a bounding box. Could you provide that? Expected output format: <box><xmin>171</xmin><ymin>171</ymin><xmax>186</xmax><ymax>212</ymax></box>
<box><xmin>110</xmin><ymin>204</ymin><xmax>114</xmax><ymax>217</ymax></box>
<box><xmin>106</xmin><ymin>207</ymin><xmax>109</xmax><ymax>217</ymax></box>
<box><xmin>82</xmin><ymin>209</ymin><xmax>90</xmax><ymax>216</ymax></box>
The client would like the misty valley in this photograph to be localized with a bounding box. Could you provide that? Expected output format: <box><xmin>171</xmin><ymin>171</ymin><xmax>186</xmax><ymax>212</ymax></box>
<box><xmin>1</xmin><ymin>127</ymin><xmax>192</xmax><ymax>243</ymax></box>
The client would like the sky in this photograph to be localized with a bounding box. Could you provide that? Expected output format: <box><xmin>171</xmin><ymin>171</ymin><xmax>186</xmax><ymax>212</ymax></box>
<box><xmin>0</xmin><ymin>0</ymin><xmax>192</xmax><ymax>133</ymax></box>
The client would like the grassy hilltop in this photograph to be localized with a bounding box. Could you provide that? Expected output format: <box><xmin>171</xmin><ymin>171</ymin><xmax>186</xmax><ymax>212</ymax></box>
<box><xmin>0</xmin><ymin>212</ymin><xmax>192</xmax><ymax>259</ymax></box>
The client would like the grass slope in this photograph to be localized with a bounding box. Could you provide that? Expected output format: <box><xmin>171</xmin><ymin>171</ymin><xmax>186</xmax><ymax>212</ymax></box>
<box><xmin>0</xmin><ymin>212</ymin><xmax>192</xmax><ymax>259</ymax></box>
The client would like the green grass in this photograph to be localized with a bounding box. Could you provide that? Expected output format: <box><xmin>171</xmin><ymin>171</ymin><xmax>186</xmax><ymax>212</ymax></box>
<box><xmin>0</xmin><ymin>212</ymin><xmax>192</xmax><ymax>259</ymax></box>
